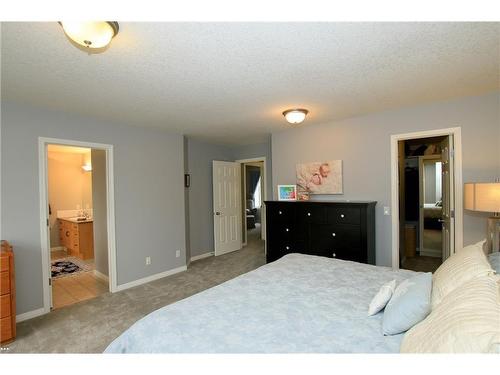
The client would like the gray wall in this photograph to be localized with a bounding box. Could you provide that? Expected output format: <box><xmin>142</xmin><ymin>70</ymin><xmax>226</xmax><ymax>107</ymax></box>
<box><xmin>230</xmin><ymin>136</ymin><xmax>273</xmax><ymax>200</ymax></box>
<box><xmin>1</xmin><ymin>102</ymin><xmax>186</xmax><ymax>315</ymax></box>
<box><xmin>186</xmin><ymin>138</ymin><xmax>234</xmax><ymax>258</ymax></box>
<box><xmin>91</xmin><ymin>149</ymin><xmax>108</xmax><ymax>277</ymax></box>
<box><xmin>272</xmin><ymin>92</ymin><xmax>500</xmax><ymax>266</ymax></box>
<box><xmin>186</xmin><ymin>137</ymin><xmax>272</xmax><ymax>257</ymax></box>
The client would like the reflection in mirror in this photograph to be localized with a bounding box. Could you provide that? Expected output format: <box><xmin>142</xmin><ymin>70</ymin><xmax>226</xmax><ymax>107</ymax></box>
<box><xmin>422</xmin><ymin>159</ymin><xmax>443</xmax><ymax>259</ymax></box>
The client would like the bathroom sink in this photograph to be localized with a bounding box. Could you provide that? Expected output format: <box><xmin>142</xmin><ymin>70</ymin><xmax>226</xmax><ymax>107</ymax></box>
<box><xmin>68</xmin><ymin>217</ymin><xmax>90</xmax><ymax>222</ymax></box>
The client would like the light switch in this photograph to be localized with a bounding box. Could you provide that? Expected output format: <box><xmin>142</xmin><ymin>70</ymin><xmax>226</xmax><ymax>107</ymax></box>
<box><xmin>384</xmin><ymin>206</ymin><xmax>391</xmax><ymax>215</ymax></box>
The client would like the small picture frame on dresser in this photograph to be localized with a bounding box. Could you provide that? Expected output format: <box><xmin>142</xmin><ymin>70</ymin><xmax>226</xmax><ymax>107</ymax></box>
<box><xmin>277</xmin><ymin>185</ymin><xmax>297</xmax><ymax>201</ymax></box>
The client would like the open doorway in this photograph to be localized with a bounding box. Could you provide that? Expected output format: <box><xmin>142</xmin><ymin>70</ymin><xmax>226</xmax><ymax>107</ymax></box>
<box><xmin>398</xmin><ymin>137</ymin><xmax>446</xmax><ymax>272</ymax></box>
<box><xmin>237</xmin><ymin>157</ymin><xmax>267</xmax><ymax>248</ymax></box>
<box><xmin>39</xmin><ymin>137</ymin><xmax>117</xmax><ymax>315</ymax></box>
<box><xmin>242</xmin><ymin>161</ymin><xmax>264</xmax><ymax>245</ymax></box>
<box><xmin>392</xmin><ymin>129</ymin><xmax>463</xmax><ymax>273</ymax></box>
<box><xmin>46</xmin><ymin>145</ymin><xmax>109</xmax><ymax>309</ymax></box>
<box><xmin>211</xmin><ymin>157</ymin><xmax>267</xmax><ymax>258</ymax></box>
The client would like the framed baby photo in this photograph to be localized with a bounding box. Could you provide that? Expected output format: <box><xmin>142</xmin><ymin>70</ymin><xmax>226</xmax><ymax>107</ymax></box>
<box><xmin>277</xmin><ymin>185</ymin><xmax>297</xmax><ymax>201</ymax></box>
<box><xmin>296</xmin><ymin>160</ymin><xmax>343</xmax><ymax>195</ymax></box>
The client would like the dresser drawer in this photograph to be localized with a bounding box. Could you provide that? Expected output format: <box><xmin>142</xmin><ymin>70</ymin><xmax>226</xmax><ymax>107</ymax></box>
<box><xmin>327</xmin><ymin>207</ymin><xmax>361</xmax><ymax>225</ymax></box>
<box><xmin>331</xmin><ymin>248</ymin><xmax>364</xmax><ymax>262</ymax></box>
<box><xmin>267</xmin><ymin>240</ymin><xmax>306</xmax><ymax>262</ymax></box>
<box><xmin>268</xmin><ymin>204</ymin><xmax>295</xmax><ymax>223</ymax></box>
<box><xmin>269</xmin><ymin>223</ymin><xmax>297</xmax><ymax>240</ymax></box>
<box><xmin>297</xmin><ymin>205</ymin><xmax>326</xmax><ymax>224</ymax></box>
<box><xmin>0</xmin><ymin>316</ymin><xmax>13</xmax><ymax>342</ymax></box>
<box><xmin>0</xmin><ymin>294</ymin><xmax>11</xmax><ymax>318</ymax></box>
<box><xmin>329</xmin><ymin>224</ymin><xmax>361</xmax><ymax>250</ymax></box>
<box><xmin>0</xmin><ymin>272</ymin><xmax>10</xmax><ymax>295</ymax></box>
<box><xmin>310</xmin><ymin>224</ymin><xmax>361</xmax><ymax>254</ymax></box>
<box><xmin>0</xmin><ymin>256</ymin><xmax>9</xmax><ymax>272</ymax></box>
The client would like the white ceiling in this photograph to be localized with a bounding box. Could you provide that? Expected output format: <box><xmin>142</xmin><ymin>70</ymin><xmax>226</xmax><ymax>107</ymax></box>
<box><xmin>2</xmin><ymin>22</ymin><xmax>499</xmax><ymax>144</ymax></box>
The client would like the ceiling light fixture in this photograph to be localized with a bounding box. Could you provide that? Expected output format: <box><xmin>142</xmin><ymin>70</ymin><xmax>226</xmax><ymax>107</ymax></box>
<box><xmin>59</xmin><ymin>21</ymin><xmax>119</xmax><ymax>52</ymax></box>
<box><xmin>283</xmin><ymin>109</ymin><xmax>309</xmax><ymax>124</ymax></box>
<box><xmin>82</xmin><ymin>164</ymin><xmax>92</xmax><ymax>172</ymax></box>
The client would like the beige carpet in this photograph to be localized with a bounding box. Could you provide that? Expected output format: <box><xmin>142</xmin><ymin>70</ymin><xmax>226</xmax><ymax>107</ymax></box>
<box><xmin>4</xmin><ymin>231</ymin><xmax>265</xmax><ymax>353</ymax></box>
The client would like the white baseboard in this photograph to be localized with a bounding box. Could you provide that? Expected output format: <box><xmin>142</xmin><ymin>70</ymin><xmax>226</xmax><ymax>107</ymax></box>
<box><xmin>51</xmin><ymin>246</ymin><xmax>66</xmax><ymax>252</ymax></box>
<box><xmin>190</xmin><ymin>252</ymin><xmax>214</xmax><ymax>262</ymax></box>
<box><xmin>93</xmin><ymin>270</ymin><xmax>109</xmax><ymax>283</ymax></box>
<box><xmin>16</xmin><ymin>307</ymin><xmax>46</xmax><ymax>323</ymax></box>
<box><xmin>114</xmin><ymin>265</ymin><xmax>187</xmax><ymax>292</ymax></box>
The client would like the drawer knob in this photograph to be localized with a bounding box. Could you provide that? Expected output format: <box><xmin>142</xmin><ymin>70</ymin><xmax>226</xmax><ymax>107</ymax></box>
<box><xmin>65</xmin><ymin>231</ymin><xmax>70</xmax><ymax>237</ymax></box>
<box><xmin>340</xmin><ymin>214</ymin><xmax>345</xmax><ymax>218</ymax></box>
<box><xmin>332</xmin><ymin>252</ymin><xmax>336</xmax><ymax>257</ymax></box>
<box><xmin>285</xmin><ymin>228</ymin><xmax>289</xmax><ymax>232</ymax></box>
<box><xmin>307</xmin><ymin>212</ymin><xmax>311</xmax><ymax>216</ymax></box>
<box><xmin>278</xmin><ymin>211</ymin><xmax>282</xmax><ymax>215</ymax></box>
<box><xmin>332</xmin><ymin>232</ymin><xmax>336</xmax><ymax>237</ymax></box>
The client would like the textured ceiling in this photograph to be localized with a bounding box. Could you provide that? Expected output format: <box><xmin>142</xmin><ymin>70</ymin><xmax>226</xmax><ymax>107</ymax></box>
<box><xmin>2</xmin><ymin>22</ymin><xmax>499</xmax><ymax>144</ymax></box>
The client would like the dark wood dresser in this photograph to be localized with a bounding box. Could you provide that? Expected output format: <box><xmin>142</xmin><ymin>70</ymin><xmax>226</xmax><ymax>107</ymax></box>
<box><xmin>265</xmin><ymin>200</ymin><xmax>376</xmax><ymax>264</ymax></box>
<box><xmin>1</xmin><ymin>240</ymin><xmax>15</xmax><ymax>344</ymax></box>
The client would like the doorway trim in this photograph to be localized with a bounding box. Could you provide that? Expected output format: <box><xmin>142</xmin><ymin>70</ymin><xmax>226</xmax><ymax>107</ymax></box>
<box><xmin>236</xmin><ymin>157</ymin><xmax>268</xmax><ymax>243</ymax></box>
<box><xmin>390</xmin><ymin>127</ymin><xmax>463</xmax><ymax>269</ymax></box>
<box><xmin>38</xmin><ymin>137</ymin><xmax>117</xmax><ymax>316</ymax></box>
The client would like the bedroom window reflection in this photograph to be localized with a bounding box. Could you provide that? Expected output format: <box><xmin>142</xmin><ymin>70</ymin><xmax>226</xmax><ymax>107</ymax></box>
<box><xmin>254</xmin><ymin>177</ymin><xmax>262</xmax><ymax>208</ymax></box>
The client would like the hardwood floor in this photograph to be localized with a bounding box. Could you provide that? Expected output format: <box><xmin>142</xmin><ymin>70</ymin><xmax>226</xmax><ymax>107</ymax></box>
<box><xmin>50</xmin><ymin>250</ymin><xmax>108</xmax><ymax>309</ymax></box>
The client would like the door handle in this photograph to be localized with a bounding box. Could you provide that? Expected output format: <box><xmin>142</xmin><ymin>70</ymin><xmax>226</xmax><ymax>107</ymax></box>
<box><xmin>215</xmin><ymin>212</ymin><xmax>221</xmax><ymax>216</ymax></box>
<box><xmin>438</xmin><ymin>219</ymin><xmax>445</xmax><ymax>223</ymax></box>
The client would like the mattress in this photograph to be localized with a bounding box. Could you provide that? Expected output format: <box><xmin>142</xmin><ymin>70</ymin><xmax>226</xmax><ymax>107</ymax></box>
<box><xmin>105</xmin><ymin>253</ymin><xmax>417</xmax><ymax>353</ymax></box>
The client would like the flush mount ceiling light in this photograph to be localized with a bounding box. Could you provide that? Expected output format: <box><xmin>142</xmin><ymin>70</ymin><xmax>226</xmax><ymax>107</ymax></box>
<box><xmin>59</xmin><ymin>21</ymin><xmax>119</xmax><ymax>51</ymax></box>
<box><xmin>282</xmin><ymin>109</ymin><xmax>309</xmax><ymax>124</ymax></box>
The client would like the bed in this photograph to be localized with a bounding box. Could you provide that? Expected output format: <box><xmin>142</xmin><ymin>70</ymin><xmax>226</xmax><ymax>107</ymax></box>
<box><xmin>105</xmin><ymin>253</ymin><xmax>417</xmax><ymax>353</ymax></box>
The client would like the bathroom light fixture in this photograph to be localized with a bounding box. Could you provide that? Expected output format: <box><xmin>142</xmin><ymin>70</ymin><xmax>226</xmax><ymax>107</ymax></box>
<box><xmin>82</xmin><ymin>164</ymin><xmax>92</xmax><ymax>172</ymax></box>
<box><xmin>59</xmin><ymin>21</ymin><xmax>119</xmax><ymax>51</ymax></box>
<box><xmin>283</xmin><ymin>109</ymin><xmax>309</xmax><ymax>124</ymax></box>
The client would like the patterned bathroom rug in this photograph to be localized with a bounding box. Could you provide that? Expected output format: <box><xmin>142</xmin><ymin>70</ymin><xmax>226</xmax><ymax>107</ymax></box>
<box><xmin>51</xmin><ymin>257</ymin><xmax>91</xmax><ymax>279</ymax></box>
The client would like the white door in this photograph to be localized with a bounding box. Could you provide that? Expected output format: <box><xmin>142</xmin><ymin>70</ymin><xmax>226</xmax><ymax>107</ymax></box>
<box><xmin>213</xmin><ymin>161</ymin><xmax>242</xmax><ymax>256</ymax></box>
<box><xmin>440</xmin><ymin>135</ymin><xmax>455</xmax><ymax>261</ymax></box>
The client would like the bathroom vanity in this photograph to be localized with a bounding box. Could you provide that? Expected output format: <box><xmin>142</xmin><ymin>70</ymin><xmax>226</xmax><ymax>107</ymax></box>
<box><xmin>58</xmin><ymin>218</ymin><xmax>94</xmax><ymax>260</ymax></box>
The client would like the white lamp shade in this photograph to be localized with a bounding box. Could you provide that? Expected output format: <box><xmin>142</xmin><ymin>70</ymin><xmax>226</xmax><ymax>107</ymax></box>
<box><xmin>61</xmin><ymin>22</ymin><xmax>117</xmax><ymax>49</ymax></box>
<box><xmin>283</xmin><ymin>109</ymin><xmax>308</xmax><ymax>124</ymax></box>
<box><xmin>464</xmin><ymin>182</ymin><xmax>500</xmax><ymax>213</ymax></box>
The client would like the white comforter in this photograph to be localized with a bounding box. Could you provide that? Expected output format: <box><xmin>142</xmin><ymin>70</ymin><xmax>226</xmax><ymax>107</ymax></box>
<box><xmin>105</xmin><ymin>254</ymin><xmax>416</xmax><ymax>353</ymax></box>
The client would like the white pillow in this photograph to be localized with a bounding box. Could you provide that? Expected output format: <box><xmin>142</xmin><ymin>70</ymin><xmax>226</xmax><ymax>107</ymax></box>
<box><xmin>401</xmin><ymin>275</ymin><xmax>500</xmax><ymax>353</ymax></box>
<box><xmin>431</xmin><ymin>239</ymin><xmax>493</xmax><ymax>309</ymax></box>
<box><xmin>382</xmin><ymin>273</ymin><xmax>432</xmax><ymax>335</ymax></box>
<box><xmin>368</xmin><ymin>279</ymin><xmax>396</xmax><ymax>316</ymax></box>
